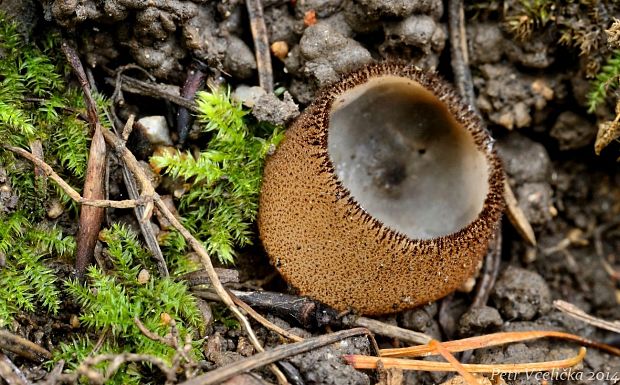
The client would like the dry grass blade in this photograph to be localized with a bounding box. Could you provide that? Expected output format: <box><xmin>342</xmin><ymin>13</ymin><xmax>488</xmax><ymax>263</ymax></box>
<box><xmin>379</xmin><ymin>330</ymin><xmax>620</xmax><ymax>358</ymax></box>
<box><xmin>345</xmin><ymin>347</ymin><xmax>587</xmax><ymax>373</ymax></box>
<box><xmin>554</xmin><ymin>300</ymin><xmax>620</xmax><ymax>334</ymax></box>
<box><xmin>503</xmin><ymin>180</ymin><xmax>537</xmax><ymax>246</ymax></box>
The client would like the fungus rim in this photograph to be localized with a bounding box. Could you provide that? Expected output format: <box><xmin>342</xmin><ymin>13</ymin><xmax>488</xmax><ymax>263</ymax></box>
<box><xmin>310</xmin><ymin>62</ymin><xmax>504</xmax><ymax>246</ymax></box>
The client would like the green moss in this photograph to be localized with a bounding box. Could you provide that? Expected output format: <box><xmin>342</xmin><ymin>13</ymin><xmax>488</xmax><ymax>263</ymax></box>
<box><xmin>151</xmin><ymin>87</ymin><xmax>284</xmax><ymax>264</ymax></box>
<box><xmin>0</xmin><ymin>12</ymin><xmax>89</xmax><ymax>326</ymax></box>
<box><xmin>587</xmin><ymin>49</ymin><xmax>620</xmax><ymax>113</ymax></box>
<box><xmin>58</xmin><ymin>224</ymin><xmax>203</xmax><ymax>384</ymax></box>
<box><xmin>0</xmin><ymin>212</ymin><xmax>75</xmax><ymax>326</ymax></box>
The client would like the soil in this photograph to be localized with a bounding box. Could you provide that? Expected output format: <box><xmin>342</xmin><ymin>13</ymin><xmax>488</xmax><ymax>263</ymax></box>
<box><xmin>0</xmin><ymin>0</ymin><xmax>619</xmax><ymax>384</ymax></box>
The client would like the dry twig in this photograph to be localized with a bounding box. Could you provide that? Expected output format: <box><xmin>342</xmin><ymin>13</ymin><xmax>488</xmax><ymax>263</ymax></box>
<box><xmin>246</xmin><ymin>0</ymin><xmax>274</xmax><ymax>92</ymax></box>
<box><xmin>0</xmin><ymin>330</ymin><xmax>51</xmax><ymax>362</ymax></box>
<box><xmin>554</xmin><ymin>300</ymin><xmax>620</xmax><ymax>334</ymax></box>
<box><xmin>2</xmin><ymin>146</ymin><xmax>144</xmax><ymax>209</ymax></box>
<box><xmin>104</xmin><ymin>71</ymin><xmax>199</xmax><ymax>113</ymax></box>
<box><xmin>179</xmin><ymin>328</ymin><xmax>369</xmax><ymax>385</ymax></box>
<box><xmin>62</xmin><ymin>42</ymin><xmax>107</xmax><ymax>277</ymax></box>
<box><xmin>115</xmin><ymin>115</ymin><xmax>169</xmax><ymax>276</ymax></box>
<box><xmin>0</xmin><ymin>352</ymin><xmax>30</xmax><ymax>385</ymax></box>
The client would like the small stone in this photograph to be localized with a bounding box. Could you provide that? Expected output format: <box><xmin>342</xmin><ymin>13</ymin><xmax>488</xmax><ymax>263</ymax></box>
<box><xmin>137</xmin><ymin>116</ymin><xmax>173</xmax><ymax>146</ymax></box>
<box><xmin>513</xmin><ymin>102</ymin><xmax>531</xmax><ymax>128</ymax></box>
<box><xmin>233</xmin><ymin>85</ymin><xmax>267</xmax><ymax>108</ymax></box>
<box><xmin>160</xmin><ymin>312</ymin><xmax>172</xmax><ymax>326</ymax></box>
<box><xmin>271</xmin><ymin>40</ymin><xmax>289</xmax><ymax>60</ymax></box>
<box><xmin>137</xmin><ymin>269</ymin><xmax>150</xmax><ymax>284</ymax></box>
<box><xmin>223</xmin><ymin>36</ymin><xmax>257</xmax><ymax>79</ymax></box>
<box><xmin>303</xmin><ymin>9</ymin><xmax>317</xmax><ymax>26</ymax></box>
<box><xmin>457</xmin><ymin>276</ymin><xmax>476</xmax><ymax>293</ymax></box>
<box><xmin>47</xmin><ymin>199</ymin><xmax>64</xmax><ymax>219</ymax></box>
<box><xmin>70</xmin><ymin>314</ymin><xmax>81</xmax><ymax>329</ymax></box>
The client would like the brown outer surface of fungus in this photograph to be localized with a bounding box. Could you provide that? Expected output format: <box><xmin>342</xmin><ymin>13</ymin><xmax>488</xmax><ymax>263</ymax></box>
<box><xmin>258</xmin><ymin>62</ymin><xmax>505</xmax><ymax>315</ymax></box>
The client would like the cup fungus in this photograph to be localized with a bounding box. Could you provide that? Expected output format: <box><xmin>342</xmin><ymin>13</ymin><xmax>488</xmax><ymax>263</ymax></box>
<box><xmin>258</xmin><ymin>63</ymin><xmax>504</xmax><ymax>315</ymax></box>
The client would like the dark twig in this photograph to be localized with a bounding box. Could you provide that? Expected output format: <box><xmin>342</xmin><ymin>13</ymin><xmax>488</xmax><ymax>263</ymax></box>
<box><xmin>0</xmin><ymin>352</ymin><xmax>30</xmax><ymax>385</ymax></box>
<box><xmin>104</xmin><ymin>72</ymin><xmax>199</xmax><ymax>113</ymax></box>
<box><xmin>0</xmin><ymin>330</ymin><xmax>51</xmax><ymax>362</ymax></box>
<box><xmin>246</xmin><ymin>0</ymin><xmax>274</xmax><ymax>92</ymax></box>
<box><xmin>62</xmin><ymin>41</ymin><xmax>107</xmax><ymax>278</ymax></box>
<box><xmin>198</xmin><ymin>289</ymin><xmax>432</xmax><ymax>346</ymax></box>
<box><xmin>448</xmin><ymin>0</ymin><xmax>477</xmax><ymax>114</ymax></box>
<box><xmin>179</xmin><ymin>328</ymin><xmax>370</xmax><ymax>385</ymax></box>
<box><xmin>471</xmin><ymin>223</ymin><xmax>502</xmax><ymax>308</ymax></box>
<box><xmin>177</xmin><ymin>63</ymin><xmax>207</xmax><ymax>146</ymax></box>
<box><xmin>196</xmin><ymin>290</ymin><xmax>304</xmax><ymax>342</ymax></box>
<box><xmin>116</xmin><ymin>115</ymin><xmax>168</xmax><ymax>277</ymax></box>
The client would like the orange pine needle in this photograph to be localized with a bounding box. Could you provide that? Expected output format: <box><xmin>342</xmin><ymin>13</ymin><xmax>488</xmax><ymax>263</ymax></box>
<box><xmin>430</xmin><ymin>340</ymin><xmax>479</xmax><ymax>385</ymax></box>
<box><xmin>344</xmin><ymin>347</ymin><xmax>587</xmax><ymax>373</ymax></box>
<box><xmin>379</xmin><ymin>330</ymin><xmax>620</xmax><ymax>357</ymax></box>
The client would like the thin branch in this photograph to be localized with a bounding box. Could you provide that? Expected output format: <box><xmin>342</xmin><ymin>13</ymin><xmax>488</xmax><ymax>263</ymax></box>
<box><xmin>0</xmin><ymin>330</ymin><xmax>51</xmax><ymax>362</ymax></box>
<box><xmin>354</xmin><ymin>317</ymin><xmax>432</xmax><ymax>346</ymax></box>
<box><xmin>554</xmin><ymin>300</ymin><xmax>620</xmax><ymax>334</ymax></box>
<box><xmin>103</xmin><ymin>71</ymin><xmax>199</xmax><ymax>113</ymax></box>
<box><xmin>115</xmin><ymin>115</ymin><xmax>168</xmax><ymax>277</ymax></box>
<box><xmin>448</xmin><ymin>0</ymin><xmax>477</xmax><ymax>113</ymax></box>
<box><xmin>246</xmin><ymin>0</ymin><xmax>274</xmax><ymax>92</ymax></box>
<box><xmin>1</xmin><ymin>146</ymin><xmax>144</xmax><ymax>209</ymax></box>
<box><xmin>0</xmin><ymin>352</ymin><xmax>31</xmax><ymax>385</ymax></box>
<box><xmin>471</xmin><ymin>223</ymin><xmax>503</xmax><ymax>308</ymax></box>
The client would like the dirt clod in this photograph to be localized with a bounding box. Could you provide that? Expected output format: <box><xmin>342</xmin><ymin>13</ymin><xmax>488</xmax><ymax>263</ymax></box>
<box><xmin>457</xmin><ymin>306</ymin><xmax>503</xmax><ymax>336</ymax></box>
<box><xmin>287</xmin><ymin>336</ymin><xmax>371</xmax><ymax>385</ymax></box>
<box><xmin>550</xmin><ymin>111</ymin><xmax>597</xmax><ymax>150</ymax></box>
<box><xmin>252</xmin><ymin>92</ymin><xmax>300</xmax><ymax>126</ymax></box>
<box><xmin>492</xmin><ymin>266</ymin><xmax>552</xmax><ymax>321</ymax></box>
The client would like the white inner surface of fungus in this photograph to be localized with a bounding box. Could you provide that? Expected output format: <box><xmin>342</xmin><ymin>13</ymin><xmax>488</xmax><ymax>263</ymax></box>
<box><xmin>328</xmin><ymin>76</ymin><xmax>489</xmax><ymax>239</ymax></box>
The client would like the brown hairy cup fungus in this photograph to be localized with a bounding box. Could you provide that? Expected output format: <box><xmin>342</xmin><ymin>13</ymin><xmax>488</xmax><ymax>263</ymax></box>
<box><xmin>258</xmin><ymin>63</ymin><xmax>504</xmax><ymax>315</ymax></box>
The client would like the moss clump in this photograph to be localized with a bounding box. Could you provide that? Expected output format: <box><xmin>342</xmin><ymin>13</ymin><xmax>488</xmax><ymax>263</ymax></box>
<box><xmin>57</xmin><ymin>224</ymin><xmax>202</xmax><ymax>384</ymax></box>
<box><xmin>0</xmin><ymin>212</ymin><xmax>75</xmax><ymax>326</ymax></box>
<box><xmin>151</xmin><ymin>87</ymin><xmax>284</xmax><ymax>264</ymax></box>
<box><xmin>0</xmin><ymin>13</ymin><xmax>89</xmax><ymax>326</ymax></box>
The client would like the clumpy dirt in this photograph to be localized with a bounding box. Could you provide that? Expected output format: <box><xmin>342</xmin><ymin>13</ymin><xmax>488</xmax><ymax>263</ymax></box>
<box><xmin>1</xmin><ymin>0</ymin><xmax>620</xmax><ymax>384</ymax></box>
